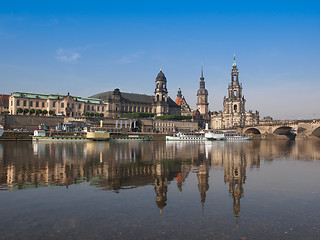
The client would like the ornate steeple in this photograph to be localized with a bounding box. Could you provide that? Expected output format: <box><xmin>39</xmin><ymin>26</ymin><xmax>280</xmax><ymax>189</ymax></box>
<box><xmin>197</xmin><ymin>66</ymin><xmax>209</xmax><ymax>116</ymax></box>
<box><xmin>177</xmin><ymin>87</ymin><xmax>182</xmax><ymax>98</ymax></box>
<box><xmin>232</xmin><ymin>54</ymin><xmax>237</xmax><ymax>69</ymax></box>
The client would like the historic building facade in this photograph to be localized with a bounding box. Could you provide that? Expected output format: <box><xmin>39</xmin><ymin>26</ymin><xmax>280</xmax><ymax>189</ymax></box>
<box><xmin>9</xmin><ymin>92</ymin><xmax>108</xmax><ymax>117</ymax></box>
<box><xmin>211</xmin><ymin>56</ymin><xmax>259</xmax><ymax>129</ymax></box>
<box><xmin>91</xmin><ymin>69</ymin><xmax>181</xmax><ymax>117</ymax></box>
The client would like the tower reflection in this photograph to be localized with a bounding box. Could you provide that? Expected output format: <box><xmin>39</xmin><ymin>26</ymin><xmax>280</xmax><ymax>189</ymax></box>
<box><xmin>0</xmin><ymin>139</ymin><xmax>319</xmax><ymax>218</ymax></box>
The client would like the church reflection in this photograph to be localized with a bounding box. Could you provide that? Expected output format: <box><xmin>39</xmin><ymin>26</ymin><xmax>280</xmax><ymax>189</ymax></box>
<box><xmin>1</xmin><ymin>139</ymin><xmax>320</xmax><ymax>218</ymax></box>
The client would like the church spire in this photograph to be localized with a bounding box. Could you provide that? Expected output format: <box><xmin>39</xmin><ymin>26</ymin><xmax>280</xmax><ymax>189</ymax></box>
<box><xmin>200</xmin><ymin>65</ymin><xmax>204</xmax><ymax>81</ymax></box>
<box><xmin>232</xmin><ymin>54</ymin><xmax>237</xmax><ymax>69</ymax></box>
<box><xmin>177</xmin><ymin>87</ymin><xmax>182</xmax><ymax>98</ymax></box>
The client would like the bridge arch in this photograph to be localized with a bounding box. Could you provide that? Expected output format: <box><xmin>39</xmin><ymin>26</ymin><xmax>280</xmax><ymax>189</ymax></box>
<box><xmin>244</xmin><ymin>128</ymin><xmax>261</xmax><ymax>135</ymax></box>
<box><xmin>311</xmin><ymin>126</ymin><xmax>320</xmax><ymax>138</ymax></box>
<box><xmin>273</xmin><ymin>126</ymin><xmax>293</xmax><ymax>135</ymax></box>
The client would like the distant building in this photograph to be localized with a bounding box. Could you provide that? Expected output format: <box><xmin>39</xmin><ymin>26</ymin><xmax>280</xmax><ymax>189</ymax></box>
<box><xmin>211</xmin><ymin>56</ymin><xmax>259</xmax><ymax>129</ymax></box>
<box><xmin>0</xmin><ymin>94</ymin><xmax>10</xmax><ymax>114</ymax></box>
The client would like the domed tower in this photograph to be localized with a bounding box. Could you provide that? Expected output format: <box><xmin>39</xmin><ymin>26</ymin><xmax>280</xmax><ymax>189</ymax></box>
<box><xmin>223</xmin><ymin>55</ymin><xmax>246</xmax><ymax>127</ymax></box>
<box><xmin>196</xmin><ymin>66</ymin><xmax>209</xmax><ymax>116</ymax></box>
<box><xmin>154</xmin><ymin>69</ymin><xmax>168</xmax><ymax>116</ymax></box>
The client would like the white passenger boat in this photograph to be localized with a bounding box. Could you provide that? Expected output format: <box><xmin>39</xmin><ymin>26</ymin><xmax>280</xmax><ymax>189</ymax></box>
<box><xmin>204</xmin><ymin>132</ymin><xmax>226</xmax><ymax>141</ymax></box>
<box><xmin>224</xmin><ymin>132</ymin><xmax>252</xmax><ymax>141</ymax></box>
<box><xmin>166</xmin><ymin>132</ymin><xmax>206</xmax><ymax>141</ymax></box>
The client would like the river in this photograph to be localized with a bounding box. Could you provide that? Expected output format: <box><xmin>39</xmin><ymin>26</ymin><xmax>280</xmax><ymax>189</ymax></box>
<box><xmin>0</xmin><ymin>139</ymin><xmax>319</xmax><ymax>239</ymax></box>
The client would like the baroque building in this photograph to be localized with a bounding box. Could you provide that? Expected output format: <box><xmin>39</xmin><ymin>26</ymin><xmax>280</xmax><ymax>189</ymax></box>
<box><xmin>91</xmin><ymin>69</ymin><xmax>181</xmax><ymax>117</ymax></box>
<box><xmin>8</xmin><ymin>69</ymin><xmax>184</xmax><ymax>119</ymax></box>
<box><xmin>211</xmin><ymin>56</ymin><xmax>259</xmax><ymax>129</ymax></box>
<box><xmin>9</xmin><ymin>92</ymin><xmax>107</xmax><ymax>117</ymax></box>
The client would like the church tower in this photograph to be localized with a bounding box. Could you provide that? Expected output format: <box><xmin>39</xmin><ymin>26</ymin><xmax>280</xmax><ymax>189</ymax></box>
<box><xmin>196</xmin><ymin>67</ymin><xmax>209</xmax><ymax>116</ymax></box>
<box><xmin>154</xmin><ymin>69</ymin><xmax>168</xmax><ymax>116</ymax></box>
<box><xmin>223</xmin><ymin>55</ymin><xmax>246</xmax><ymax>127</ymax></box>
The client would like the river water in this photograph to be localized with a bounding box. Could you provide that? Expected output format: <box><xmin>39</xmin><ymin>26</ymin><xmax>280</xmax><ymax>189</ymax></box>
<box><xmin>0</xmin><ymin>139</ymin><xmax>320</xmax><ymax>240</ymax></box>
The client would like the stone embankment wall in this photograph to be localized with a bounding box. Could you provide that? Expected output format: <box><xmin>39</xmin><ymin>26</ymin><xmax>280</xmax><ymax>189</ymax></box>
<box><xmin>0</xmin><ymin>115</ymin><xmax>64</xmax><ymax>131</ymax></box>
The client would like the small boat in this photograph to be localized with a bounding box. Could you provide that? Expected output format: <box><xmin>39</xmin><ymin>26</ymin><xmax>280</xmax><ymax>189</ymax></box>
<box><xmin>166</xmin><ymin>132</ymin><xmax>206</xmax><ymax>141</ymax></box>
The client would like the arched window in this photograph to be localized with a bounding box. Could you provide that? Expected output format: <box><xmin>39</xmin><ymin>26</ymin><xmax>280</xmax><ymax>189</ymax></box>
<box><xmin>157</xmin><ymin>95</ymin><xmax>159</xmax><ymax>102</ymax></box>
<box><xmin>157</xmin><ymin>83</ymin><xmax>159</xmax><ymax>89</ymax></box>
<box><xmin>234</xmin><ymin>90</ymin><xmax>237</xmax><ymax>97</ymax></box>
<box><xmin>233</xmin><ymin>75</ymin><xmax>237</xmax><ymax>81</ymax></box>
<box><xmin>162</xmin><ymin>83</ymin><xmax>165</xmax><ymax>88</ymax></box>
<box><xmin>234</xmin><ymin>104</ymin><xmax>237</xmax><ymax>112</ymax></box>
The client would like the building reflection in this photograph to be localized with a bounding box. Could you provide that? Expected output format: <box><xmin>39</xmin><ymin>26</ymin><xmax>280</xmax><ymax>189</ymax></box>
<box><xmin>0</xmin><ymin>139</ymin><xmax>320</xmax><ymax>216</ymax></box>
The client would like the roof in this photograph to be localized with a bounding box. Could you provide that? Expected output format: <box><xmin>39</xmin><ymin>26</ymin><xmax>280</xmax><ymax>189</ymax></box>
<box><xmin>90</xmin><ymin>91</ymin><xmax>154</xmax><ymax>104</ymax></box>
<box><xmin>11</xmin><ymin>92</ymin><xmax>105</xmax><ymax>104</ymax></box>
<box><xmin>175</xmin><ymin>97</ymin><xmax>183</xmax><ymax>106</ymax></box>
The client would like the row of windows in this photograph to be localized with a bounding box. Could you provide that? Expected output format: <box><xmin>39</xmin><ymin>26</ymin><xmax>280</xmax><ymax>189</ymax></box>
<box><xmin>120</xmin><ymin>105</ymin><xmax>152</xmax><ymax>113</ymax></box>
<box><xmin>16</xmin><ymin>100</ymin><xmax>46</xmax><ymax>108</ymax></box>
<box><xmin>15</xmin><ymin>100</ymin><xmax>105</xmax><ymax>112</ymax></box>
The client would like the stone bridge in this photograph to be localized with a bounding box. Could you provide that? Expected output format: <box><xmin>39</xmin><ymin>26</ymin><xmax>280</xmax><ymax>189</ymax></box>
<box><xmin>241</xmin><ymin>120</ymin><xmax>320</xmax><ymax>138</ymax></box>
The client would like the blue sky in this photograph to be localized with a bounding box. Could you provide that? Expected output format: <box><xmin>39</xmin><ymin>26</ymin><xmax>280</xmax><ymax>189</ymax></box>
<box><xmin>1</xmin><ymin>0</ymin><xmax>319</xmax><ymax>119</ymax></box>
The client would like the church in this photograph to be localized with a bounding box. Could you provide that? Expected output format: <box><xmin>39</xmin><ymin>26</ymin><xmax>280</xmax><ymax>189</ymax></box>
<box><xmin>210</xmin><ymin>56</ymin><xmax>259</xmax><ymax>129</ymax></box>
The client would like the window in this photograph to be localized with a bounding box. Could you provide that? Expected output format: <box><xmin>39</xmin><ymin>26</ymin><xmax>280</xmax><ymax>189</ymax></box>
<box><xmin>233</xmin><ymin>75</ymin><xmax>237</xmax><ymax>81</ymax></box>
<box><xmin>234</xmin><ymin>105</ymin><xmax>237</xmax><ymax>112</ymax></box>
<box><xmin>91</xmin><ymin>106</ymin><xmax>94</xmax><ymax>111</ymax></box>
<box><xmin>61</xmin><ymin>103</ymin><xmax>64</xmax><ymax>108</ymax></box>
<box><xmin>17</xmin><ymin>100</ymin><xmax>20</xmax><ymax>106</ymax></box>
<box><xmin>30</xmin><ymin>101</ymin><xmax>33</xmax><ymax>107</ymax></box>
<box><xmin>87</xmin><ymin>105</ymin><xmax>90</xmax><ymax>111</ymax></box>
<box><xmin>133</xmin><ymin>106</ymin><xmax>136</xmax><ymax>112</ymax></box>
<box><xmin>97</xmin><ymin>106</ymin><xmax>100</xmax><ymax>111</ymax></box>
<box><xmin>67</xmin><ymin>103</ymin><xmax>69</xmax><ymax>108</ymax></box>
<box><xmin>137</xmin><ymin>107</ymin><xmax>140</xmax><ymax>112</ymax></box>
<box><xmin>72</xmin><ymin>103</ymin><xmax>74</xmax><ymax>109</ymax></box>
<box><xmin>141</xmin><ymin>107</ymin><xmax>144</xmax><ymax>112</ymax></box>
<box><xmin>234</xmin><ymin>90</ymin><xmax>237</xmax><ymax>97</ymax></box>
<box><xmin>102</xmin><ymin>106</ymin><xmax>104</xmax><ymax>111</ymax></box>
<box><xmin>53</xmin><ymin>102</ymin><xmax>56</xmax><ymax>108</ymax></box>
<box><xmin>23</xmin><ymin>101</ymin><xmax>26</xmax><ymax>107</ymax></box>
<box><xmin>42</xmin><ymin>102</ymin><xmax>44</xmax><ymax>107</ymax></box>
<box><xmin>157</xmin><ymin>95</ymin><xmax>159</xmax><ymax>101</ymax></box>
<box><xmin>78</xmin><ymin>104</ymin><xmax>81</xmax><ymax>110</ymax></box>
<box><xmin>36</xmin><ymin>101</ymin><xmax>39</xmax><ymax>107</ymax></box>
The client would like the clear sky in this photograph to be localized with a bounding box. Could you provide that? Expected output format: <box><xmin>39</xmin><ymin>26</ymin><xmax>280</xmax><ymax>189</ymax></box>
<box><xmin>1</xmin><ymin>0</ymin><xmax>319</xmax><ymax>119</ymax></box>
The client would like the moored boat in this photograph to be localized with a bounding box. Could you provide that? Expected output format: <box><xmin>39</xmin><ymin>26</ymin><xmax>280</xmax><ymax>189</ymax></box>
<box><xmin>205</xmin><ymin>132</ymin><xmax>226</xmax><ymax>141</ymax></box>
<box><xmin>224</xmin><ymin>132</ymin><xmax>252</xmax><ymax>141</ymax></box>
<box><xmin>166</xmin><ymin>132</ymin><xmax>206</xmax><ymax>141</ymax></box>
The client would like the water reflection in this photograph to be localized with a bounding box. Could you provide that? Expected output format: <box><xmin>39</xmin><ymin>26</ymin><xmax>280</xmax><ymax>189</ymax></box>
<box><xmin>0</xmin><ymin>140</ymin><xmax>320</xmax><ymax>214</ymax></box>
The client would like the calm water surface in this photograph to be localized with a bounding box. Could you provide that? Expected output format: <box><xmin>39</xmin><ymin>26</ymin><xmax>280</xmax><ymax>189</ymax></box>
<box><xmin>0</xmin><ymin>140</ymin><xmax>320</xmax><ymax>240</ymax></box>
